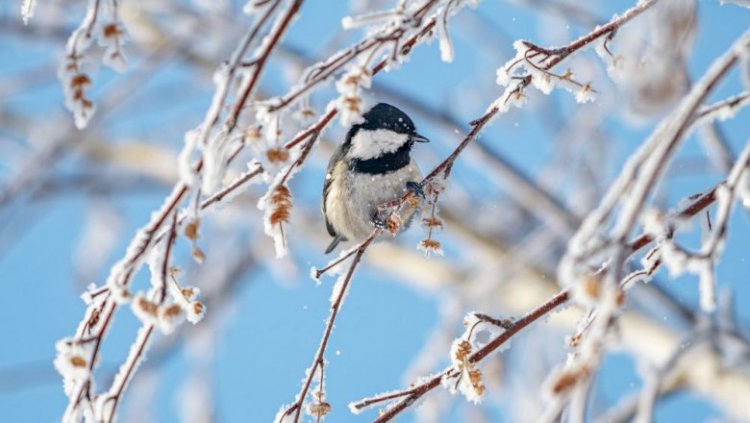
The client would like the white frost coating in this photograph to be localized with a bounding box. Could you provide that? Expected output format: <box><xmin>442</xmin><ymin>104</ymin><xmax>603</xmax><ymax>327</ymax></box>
<box><xmin>243</xmin><ymin>0</ymin><xmax>274</xmax><ymax>15</ymax></box>
<box><xmin>147</xmin><ymin>237</ymin><xmax>168</xmax><ymax>290</ymax></box>
<box><xmin>341</xmin><ymin>10</ymin><xmax>401</xmax><ymax>29</ymax></box>
<box><xmin>273</xmin><ymin>404</ymin><xmax>296</xmax><ymax>423</ymax></box>
<box><xmin>196</xmin><ymin>65</ymin><xmax>233</xmax><ymax>193</ymax></box>
<box><xmin>641</xmin><ymin>208</ymin><xmax>668</xmax><ymax>238</ymax></box>
<box><xmin>101</xmin><ymin>184</ymin><xmax>184</xmax><ymax>307</ymax></box>
<box><xmin>203</xmin><ymin>161</ymin><xmax>264</xmax><ymax>216</ymax></box>
<box><xmin>131</xmin><ymin>292</ymin><xmax>158</xmax><ymax>325</ymax></box>
<box><xmin>309</xmin><ymin>266</ymin><xmax>321</xmax><ymax>284</ymax></box>
<box><xmin>157</xmin><ymin>304</ymin><xmax>186</xmax><ymax>334</ymax></box>
<box><xmin>738</xmin><ymin>169</ymin><xmax>750</xmax><ymax>209</ymax></box>
<box><xmin>659</xmin><ymin>241</ymin><xmax>689</xmax><ymax>277</ymax></box>
<box><xmin>201</xmin><ymin>130</ymin><xmax>231</xmax><ymax>194</ymax></box>
<box><xmin>54</xmin><ymin>338</ymin><xmax>94</xmax><ymax>393</ymax></box>
<box><xmin>98</xmin><ymin>21</ymin><xmax>128</xmax><ymax>72</ymax></box>
<box><xmin>697</xmin><ymin>260</ymin><xmax>717</xmax><ymax>313</ymax></box>
<box><xmin>496</xmin><ymin>40</ymin><xmax>529</xmax><ymax>87</ymax></box>
<box><xmin>575</xmin><ymin>86</ymin><xmax>596</xmax><ymax>104</ymax></box>
<box><xmin>694</xmin><ymin>92</ymin><xmax>750</xmax><ymax>126</ymax></box>
<box><xmin>21</xmin><ymin>0</ymin><xmax>36</xmax><ymax>25</ymax></box>
<box><xmin>640</xmin><ymin>246</ymin><xmax>661</xmax><ymax>274</ymax></box>
<box><xmin>440</xmin><ymin>367</ymin><xmax>484</xmax><ymax>405</ymax></box>
<box><xmin>100</xmin><ymin>325</ymin><xmax>154</xmax><ymax>422</ymax></box>
<box><xmin>488</xmin><ymin>82</ymin><xmax>528</xmax><ymax>116</ymax></box>
<box><xmin>178</xmin><ymin>129</ymin><xmax>200</xmax><ymax>187</ymax></box>
<box><xmin>58</xmin><ymin>44</ymin><xmax>96</xmax><ymax>130</ymax></box>
<box><xmin>436</xmin><ymin>5</ymin><xmax>454</xmax><ymax>63</ymax></box>
<box><xmin>330</xmin><ymin>257</ymin><xmax>355</xmax><ymax>305</ymax></box>
<box><xmin>417</xmin><ymin>240</ymin><xmax>444</xmax><ymax>257</ymax></box>
<box><xmin>335</xmin><ymin>64</ymin><xmax>371</xmax><ymax>127</ymax></box>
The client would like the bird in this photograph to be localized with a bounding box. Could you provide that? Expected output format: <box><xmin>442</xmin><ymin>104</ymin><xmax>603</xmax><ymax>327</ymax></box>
<box><xmin>322</xmin><ymin>102</ymin><xmax>429</xmax><ymax>254</ymax></box>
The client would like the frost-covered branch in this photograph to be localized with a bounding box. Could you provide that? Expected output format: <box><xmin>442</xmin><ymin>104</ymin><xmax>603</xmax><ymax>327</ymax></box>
<box><xmin>276</xmin><ymin>233</ymin><xmax>376</xmax><ymax>422</ymax></box>
<box><xmin>350</xmin><ymin>163</ymin><xmax>742</xmax><ymax>420</ymax></box>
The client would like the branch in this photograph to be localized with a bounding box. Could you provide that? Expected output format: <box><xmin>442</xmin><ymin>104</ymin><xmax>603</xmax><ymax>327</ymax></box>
<box><xmin>277</xmin><ymin>232</ymin><xmax>376</xmax><ymax>422</ymax></box>
<box><xmin>351</xmin><ymin>175</ymin><xmax>730</xmax><ymax>420</ymax></box>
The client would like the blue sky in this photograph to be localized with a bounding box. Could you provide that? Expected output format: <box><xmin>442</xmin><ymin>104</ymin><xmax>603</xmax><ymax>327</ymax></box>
<box><xmin>1</xmin><ymin>1</ymin><xmax>749</xmax><ymax>422</ymax></box>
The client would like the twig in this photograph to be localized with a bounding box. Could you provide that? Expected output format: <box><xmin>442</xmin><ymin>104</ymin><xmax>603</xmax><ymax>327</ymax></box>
<box><xmin>279</xmin><ymin>232</ymin><xmax>377</xmax><ymax>422</ymax></box>
<box><xmin>351</xmin><ymin>176</ymin><xmax>729</xmax><ymax>420</ymax></box>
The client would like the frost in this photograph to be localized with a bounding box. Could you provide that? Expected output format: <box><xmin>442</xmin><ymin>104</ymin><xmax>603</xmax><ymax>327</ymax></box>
<box><xmin>179</xmin><ymin>129</ymin><xmax>200</xmax><ymax>186</ymax></box>
<box><xmin>330</xmin><ymin>263</ymin><xmax>353</xmax><ymax>305</ymax></box>
<box><xmin>436</xmin><ymin>4</ymin><xmax>456</xmax><ymax>63</ymax></box>
<box><xmin>98</xmin><ymin>21</ymin><xmax>128</xmax><ymax>72</ymax></box>
<box><xmin>496</xmin><ymin>40</ymin><xmax>529</xmax><ymax>87</ymax></box>
<box><xmin>697</xmin><ymin>260</ymin><xmax>716</xmax><ymax>313</ymax></box>
<box><xmin>575</xmin><ymin>85</ymin><xmax>596</xmax><ymax>104</ymax></box>
<box><xmin>58</xmin><ymin>52</ymin><xmax>96</xmax><ymax>130</ymax></box>
<box><xmin>202</xmin><ymin>131</ymin><xmax>232</xmax><ymax>194</ymax></box>
<box><xmin>273</xmin><ymin>404</ymin><xmax>296</xmax><ymax>423</ymax></box>
<box><xmin>54</xmin><ymin>338</ymin><xmax>93</xmax><ymax>388</ymax></box>
<box><xmin>157</xmin><ymin>304</ymin><xmax>186</xmax><ymax>334</ymax></box>
<box><xmin>341</xmin><ymin>10</ymin><xmax>401</xmax><ymax>29</ymax></box>
<box><xmin>695</xmin><ymin>92</ymin><xmax>750</xmax><ymax>125</ymax></box>
<box><xmin>417</xmin><ymin>239</ymin><xmax>444</xmax><ymax>257</ymax></box>
<box><xmin>94</xmin><ymin>392</ymin><xmax>116</xmax><ymax>422</ymax></box>
<box><xmin>335</xmin><ymin>64</ymin><xmax>371</xmax><ymax>127</ymax></box>
<box><xmin>258</xmin><ymin>177</ymin><xmax>294</xmax><ymax>258</ymax></box>
<box><xmin>640</xmin><ymin>246</ymin><xmax>661</xmax><ymax>275</ymax></box>
<box><xmin>132</xmin><ymin>293</ymin><xmax>158</xmax><ymax>325</ymax></box>
<box><xmin>21</xmin><ymin>0</ymin><xmax>36</xmax><ymax>25</ymax></box>
<box><xmin>641</xmin><ymin>208</ymin><xmax>668</xmax><ymax>238</ymax></box>
<box><xmin>738</xmin><ymin>169</ymin><xmax>750</xmax><ymax>209</ymax></box>
<box><xmin>490</xmin><ymin>83</ymin><xmax>528</xmax><ymax>115</ymax></box>
<box><xmin>101</xmin><ymin>325</ymin><xmax>154</xmax><ymax>421</ymax></box>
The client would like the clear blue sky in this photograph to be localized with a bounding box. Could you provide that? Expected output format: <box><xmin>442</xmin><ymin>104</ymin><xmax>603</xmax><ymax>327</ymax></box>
<box><xmin>1</xmin><ymin>1</ymin><xmax>749</xmax><ymax>422</ymax></box>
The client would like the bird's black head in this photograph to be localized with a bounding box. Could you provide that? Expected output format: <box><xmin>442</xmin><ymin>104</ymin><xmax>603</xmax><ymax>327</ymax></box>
<box><xmin>343</xmin><ymin>103</ymin><xmax>429</xmax><ymax>165</ymax></box>
<box><xmin>355</xmin><ymin>103</ymin><xmax>417</xmax><ymax>135</ymax></box>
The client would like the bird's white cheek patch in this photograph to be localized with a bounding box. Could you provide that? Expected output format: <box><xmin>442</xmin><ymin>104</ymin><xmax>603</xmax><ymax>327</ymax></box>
<box><xmin>348</xmin><ymin>129</ymin><xmax>408</xmax><ymax>160</ymax></box>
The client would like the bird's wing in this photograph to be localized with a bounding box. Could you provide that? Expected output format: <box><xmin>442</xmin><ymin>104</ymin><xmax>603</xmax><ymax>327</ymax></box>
<box><xmin>322</xmin><ymin>146</ymin><xmax>344</xmax><ymax>237</ymax></box>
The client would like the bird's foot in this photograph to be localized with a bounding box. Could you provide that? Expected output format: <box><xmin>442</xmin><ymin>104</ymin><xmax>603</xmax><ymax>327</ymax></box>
<box><xmin>406</xmin><ymin>181</ymin><xmax>425</xmax><ymax>199</ymax></box>
<box><xmin>370</xmin><ymin>210</ymin><xmax>388</xmax><ymax>229</ymax></box>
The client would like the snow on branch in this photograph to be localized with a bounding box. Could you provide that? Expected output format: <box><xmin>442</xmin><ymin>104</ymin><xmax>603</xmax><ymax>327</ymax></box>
<box><xmin>57</xmin><ymin>0</ymin><xmax>129</xmax><ymax>129</ymax></box>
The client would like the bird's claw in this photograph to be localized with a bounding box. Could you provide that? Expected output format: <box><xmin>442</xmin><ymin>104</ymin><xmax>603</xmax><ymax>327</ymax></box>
<box><xmin>406</xmin><ymin>181</ymin><xmax>425</xmax><ymax>199</ymax></box>
<box><xmin>370</xmin><ymin>210</ymin><xmax>387</xmax><ymax>229</ymax></box>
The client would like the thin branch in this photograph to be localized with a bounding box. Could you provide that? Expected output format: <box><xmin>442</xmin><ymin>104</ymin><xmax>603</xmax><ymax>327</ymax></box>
<box><xmin>351</xmin><ymin>176</ymin><xmax>729</xmax><ymax>420</ymax></box>
<box><xmin>279</xmin><ymin>232</ymin><xmax>376</xmax><ymax>422</ymax></box>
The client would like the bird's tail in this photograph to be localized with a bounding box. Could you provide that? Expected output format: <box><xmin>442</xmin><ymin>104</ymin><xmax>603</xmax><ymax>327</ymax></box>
<box><xmin>324</xmin><ymin>235</ymin><xmax>346</xmax><ymax>254</ymax></box>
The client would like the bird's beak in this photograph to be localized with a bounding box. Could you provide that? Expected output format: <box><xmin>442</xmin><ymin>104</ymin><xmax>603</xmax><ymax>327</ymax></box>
<box><xmin>411</xmin><ymin>133</ymin><xmax>430</xmax><ymax>143</ymax></box>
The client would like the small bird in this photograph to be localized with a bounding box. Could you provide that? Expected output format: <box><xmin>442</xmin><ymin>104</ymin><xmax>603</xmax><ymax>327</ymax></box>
<box><xmin>322</xmin><ymin>102</ymin><xmax>429</xmax><ymax>254</ymax></box>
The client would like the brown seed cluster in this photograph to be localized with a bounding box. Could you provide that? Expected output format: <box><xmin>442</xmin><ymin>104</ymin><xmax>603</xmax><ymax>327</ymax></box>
<box><xmin>137</xmin><ymin>296</ymin><xmax>158</xmax><ymax>316</ymax></box>
<box><xmin>419</xmin><ymin>239</ymin><xmax>442</xmax><ymax>254</ymax></box>
<box><xmin>422</xmin><ymin>217</ymin><xmax>443</xmax><ymax>229</ymax></box>
<box><xmin>549</xmin><ymin>365</ymin><xmax>590</xmax><ymax>396</ymax></box>
<box><xmin>184</xmin><ymin>220</ymin><xmax>200</xmax><ymax>241</ymax></box>
<box><xmin>66</xmin><ymin>62</ymin><xmax>94</xmax><ymax>112</ymax></box>
<box><xmin>266</xmin><ymin>148</ymin><xmax>290</xmax><ymax>164</ymax></box>
<box><xmin>269</xmin><ymin>185</ymin><xmax>292</xmax><ymax>226</ymax></box>
<box><xmin>386</xmin><ymin>213</ymin><xmax>402</xmax><ymax>235</ymax></box>
<box><xmin>70</xmin><ymin>355</ymin><xmax>87</xmax><ymax>368</ymax></box>
<box><xmin>307</xmin><ymin>389</ymin><xmax>331</xmax><ymax>418</ymax></box>
<box><xmin>102</xmin><ymin>23</ymin><xmax>123</xmax><ymax>39</ymax></box>
<box><xmin>453</xmin><ymin>339</ymin><xmax>485</xmax><ymax>398</ymax></box>
<box><xmin>342</xmin><ymin>96</ymin><xmax>362</xmax><ymax>115</ymax></box>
